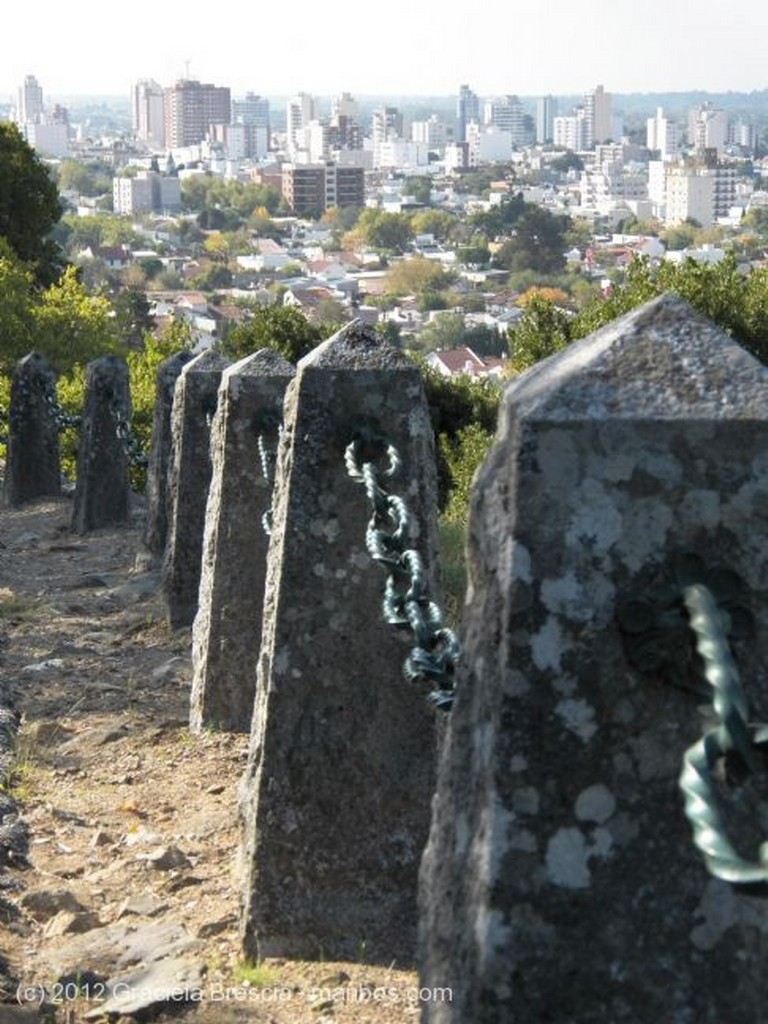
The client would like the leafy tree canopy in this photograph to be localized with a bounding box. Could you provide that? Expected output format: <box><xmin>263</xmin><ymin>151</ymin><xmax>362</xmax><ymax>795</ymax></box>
<box><xmin>493</xmin><ymin>206</ymin><xmax>571</xmax><ymax>275</ymax></box>
<box><xmin>219</xmin><ymin>304</ymin><xmax>326</xmax><ymax>364</ymax></box>
<box><xmin>385</xmin><ymin>256</ymin><xmax>453</xmax><ymax>297</ymax></box>
<box><xmin>0</xmin><ymin>121</ymin><xmax>63</xmax><ymax>285</ymax></box>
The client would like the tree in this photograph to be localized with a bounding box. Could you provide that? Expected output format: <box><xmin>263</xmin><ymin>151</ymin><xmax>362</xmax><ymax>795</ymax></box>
<box><xmin>410</xmin><ymin>209</ymin><xmax>461</xmax><ymax>243</ymax></box>
<box><xmin>0</xmin><ymin>122</ymin><xmax>63</xmax><ymax>284</ymax></box>
<box><xmin>220</xmin><ymin>305</ymin><xmax>326</xmax><ymax>364</ymax></box>
<box><xmin>0</xmin><ymin>240</ymin><xmax>37</xmax><ymax>373</ymax></box>
<box><xmin>56</xmin><ymin>159</ymin><xmax>113</xmax><ymax>197</ymax></box>
<box><xmin>113</xmin><ymin>287</ymin><xmax>154</xmax><ymax>348</ymax></box>
<box><xmin>385</xmin><ymin>256</ymin><xmax>453</xmax><ymax>297</ymax></box>
<box><xmin>32</xmin><ymin>266</ymin><xmax>120</xmax><ymax>372</ymax></box>
<box><xmin>494</xmin><ymin>206</ymin><xmax>571</xmax><ymax>275</ymax></box>
<box><xmin>403</xmin><ymin>176</ymin><xmax>433</xmax><ymax>205</ymax></box>
<box><xmin>508</xmin><ymin>293</ymin><xmax>571</xmax><ymax>370</ymax></box>
<box><xmin>353</xmin><ymin>209</ymin><xmax>413</xmax><ymax>254</ymax></box>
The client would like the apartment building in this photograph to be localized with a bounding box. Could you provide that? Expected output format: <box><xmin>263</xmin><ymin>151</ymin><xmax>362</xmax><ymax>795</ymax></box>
<box><xmin>456</xmin><ymin>84</ymin><xmax>480</xmax><ymax>144</ymax></box>
<box><xmin>113</xmin><ymin>171</ymin><xmax>182</xmax><ymax>215</ymax></box>
<box><xmin>281</xmin><ymin>163</ymin><xmax>364</xmax><ymax>216</ymax></box>
<box><xmin>646</xmin><ymin>107</ymin><xmax>682</xmax><ymax>161</ymax></box>
<box><xmin>286</xmin><ymin>93</ymin><xmax>318</xmax><ymax>160</ymax></box>
<box><xmin>536</xmin><ymin>95</ymin><xmax>558</xmax><ymax>144</ymax></box>
<box><xmin>665</xmin><ymin>166</ymin><xmax>715</xmax><ymax>227</ymax></box>
<box><xmin>17</xmin><ymin>74</ymin><xmax>44</xmax><ymax>125</ymax></box>
<box><xmin>133</xmin><ymin>79</ymin><xmax>165</xmax><ymax>148</ymax></box>
<box><xmin>164</xmin><ymin>79</ymin><xmax>231</xmax><ymax>148</ymax></box>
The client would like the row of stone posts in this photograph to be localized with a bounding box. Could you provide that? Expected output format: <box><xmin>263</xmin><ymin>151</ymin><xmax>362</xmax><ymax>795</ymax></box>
<box><xmin>3</xmin><ymin>351</ymin><xmax>134</xmax><ymax>535</ymax></box>
<box><xmin>6</xmin><ymin>297</ymin><xmax>767</xmax><ymax>1018</ymax></box>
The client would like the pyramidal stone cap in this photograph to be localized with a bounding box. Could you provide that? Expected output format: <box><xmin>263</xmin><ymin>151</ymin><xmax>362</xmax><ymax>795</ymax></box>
<box><xmin>504</xmin><ymin>292</ymin><xmax>768</xmax><ymax>421</ymax></box>
<box><xmin>298</xmin><ymin>319</ymin><xmax>413</xmax><ymax>370</ymax></box>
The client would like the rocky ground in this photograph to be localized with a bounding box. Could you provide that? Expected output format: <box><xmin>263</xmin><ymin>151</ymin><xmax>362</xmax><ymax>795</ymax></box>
<box><xmin>0</xmin><ymin>496</ymin><xmax>422</xmax><ymax>1024</ymax></box>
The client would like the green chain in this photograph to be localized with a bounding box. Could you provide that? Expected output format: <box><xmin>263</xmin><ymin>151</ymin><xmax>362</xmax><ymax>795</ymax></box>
<box><xmin>257</xmin><ymin>426</ymin><xmax>282</xmax><ymax>537</ymax></box>
<box><xmin>345</xmin><ymin>434</ymin><xmax>459</xmax><ymax>711</ymax></box>
<box><xmin>110</xmin><ymin>398</ymin><xmax>147</xmax><ymax>468</ymax></box>
<box><xmin>679</xmin><ymin>583</ymin><xmax>768</xmax><ymax>885</ymax></box>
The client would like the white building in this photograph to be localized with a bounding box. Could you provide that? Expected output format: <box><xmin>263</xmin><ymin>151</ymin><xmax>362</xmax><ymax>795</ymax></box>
<box><xmin>286</xmin><ymin>93</ymin><xmax>317</xmax><ymax>159</ymax></box>
<box><xmin>113</xmin><ymin>172</ymin><xmax>181</xmax><ymax>215</ymax></box>
<box><xmin>23</xmin><ymin>122</ymin><xmax>68</xmax><ymax>157</ymax></box>
<box><xmin>646</xmin><ymin>107</ymin><xmax>682</xmax><ymax>161</ymax></box>
<box><xmin>536</xmin><ymin>95</ymin><xmax>558</xmax><ymax>144</ymax></box>
<box><xmin>412</xmin><ymin>115</ymin><xmax>446</xmax><ymax>150</ymax></box>
<box><xmin>133</xmin><ymin>79</ymin><xmax>165</xmax><ymax>148</ymax></box>
<box><xmin>484</xmin><ymin>95</ymin><xmax>527</xmax><ymax>146</ymax></box>
<box><xmin>553</xmin><ymin>111</ymin><xmax>588</xmax><ymax>152</ymax></box>
<box><xmin>688</xmin><ymin>104</ymin><xmax>728</xmax><ymax>156</ymax></box>
<box><xmin>665</xmin><ymin>167</ymin><xmax>715</xmax><ymax>227</ymax></box>
<box><xmin>584</xmin><ymin>84</ymin><xmax>613</xmax><ymax>147</ymax></box>
<box><xmin>17</xmin><ymin>74</ymin><xmax>44</xmax><ymax>125</ymax></box>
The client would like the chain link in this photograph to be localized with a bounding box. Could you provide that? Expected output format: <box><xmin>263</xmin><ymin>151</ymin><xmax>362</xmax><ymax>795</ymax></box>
<box><xmin>345</xmin><ymin>434</ymin><xmax>459</xmax><ymax>711</ymax></box>
<box><xmin>110</xmin><ymin>398</ymin><xmax>147</xmax><ymax>468</ymax></box>
<box><xmin>679</xmin><ymin>583</ymin><xmax>768</xmax><ymax>885</ymax></box>
<box><xmin>39</xmin><ymin>379</ymin><xmax>82</xmax><ymax>431</ymax></box>
<box><xmin>257</xmin><ymin>426</ymin><xmax>282</xmax><ymax>537</ymax></box>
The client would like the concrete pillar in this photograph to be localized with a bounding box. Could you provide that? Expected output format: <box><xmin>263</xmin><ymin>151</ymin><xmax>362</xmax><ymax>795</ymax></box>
<box><xmin>72</xmin><ymin>356</ymin><xmax>131</xmax><ymax>534</ymax></box>
<box><xmin>163</xmin><ymin>350</ymin><xmax>229</xmax><ymax>630</ymax></box>
<box><xmin>239</xmin><ymin>322</ymin><xmax>439</xmax><ymax>962</ymax></box>
<box><xmin>3</xmin><ymin>351</ymin><xmax>60</xmax><ymax>507</ymax></box>
<box><xmin>190</xmin><ymin>350</ymin><xmax>295</xmax><ymax>733</ymax></box>
<box><xmin>419</xmin><ymin>294</ymin><xmax>768</xmax><ymax>1023</ymax></box>
<box><xmin>143</xmin><ymin>350</ymin><xmax>194</xmax><ymax>558</ymax></box>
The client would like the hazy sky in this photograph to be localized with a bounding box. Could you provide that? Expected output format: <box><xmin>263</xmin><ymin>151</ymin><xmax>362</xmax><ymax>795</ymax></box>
<box><xmin>3</xmin><ymin>0</ymin><xmax>767</xmax><ymax>101</ymax></box>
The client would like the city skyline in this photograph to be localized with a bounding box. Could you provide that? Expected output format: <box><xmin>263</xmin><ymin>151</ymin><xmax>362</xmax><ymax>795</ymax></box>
<box><xmin>2</xmin><ymin>0</ymin><xmax>768</xmax><ymax>102</ymax></box>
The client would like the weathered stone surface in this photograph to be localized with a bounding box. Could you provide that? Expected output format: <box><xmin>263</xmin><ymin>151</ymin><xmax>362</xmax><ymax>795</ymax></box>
<box><xmin>190</xmin><ymin>350</ymin><xmax>295</xmax><ymax>733</ymax></box>
<box><xmin>163</xmin><ymin>350</ymin><xmax>229</xmax><ymax>629</ymax></box>
<box><xmin>143</xmin><ymin>350</ymin><xmax>194</xmax><ymax>557</ymax></box>
<box><xmin>20</xmin><ymin>888</ymin><xmax>87</xmax><ymax>922</ymax></box>
<box><xmin>72</xmin><ymin>356</ymin><xmax>131</xmax><ymax>535</ymax></box>
<box><xmin>419</xmin><ymin>294</ymin><xmax>768</xmax><ymax>1023</ymax></box>
<box><xmin>46</xmin><ymin>918</ymin><xmax>200</xmax><ymax>976</ymax></box>
<box><xmin>83</xmin><ymin>957</ymin><xmax>206</xmax><ymax>1019</ymax></box>
<box><xmin>3</xmin><ymin>351</ymin><xmax>60</xmax><ymax>507</ymax></box>
<box><xmin>239</xmin><ymin>321</ymin><xmax>439</xmax><ymax>962</ymax></box>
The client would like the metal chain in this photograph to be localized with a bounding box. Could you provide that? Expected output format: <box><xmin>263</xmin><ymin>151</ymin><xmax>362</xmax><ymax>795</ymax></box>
<box><xmin>257</xmin><ymin>426</ymin><xmax>282</xmax><ymax>537</ymax></box>
<box><xmin>110</xmin><ymin>398</ymin><xmax>148</xmax><ymax>468</ymax></box>
<box><xmin>679</xmin><ymin>583</ymin><xmax>768</xmax><ymax>885</ymax></box>
<box><xmin>345</xmin><ymin>434</ymin><xmax>459</xmax><ymax>711</ymax></box>
<box><xmin>39</xmin><ymin>379</ymin><xmax>82</xmax><ymax>431</ymax></box>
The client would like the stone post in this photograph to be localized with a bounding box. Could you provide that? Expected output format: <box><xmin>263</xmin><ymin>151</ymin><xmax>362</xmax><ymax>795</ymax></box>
<box><xmin>72</xmin><ymin>356</ymin><xmax>131</xmax><ymax>535</ymax></box>
<box><xmin>143</xmin><ymin>350</ymin><xmax>194</xmax><ymax>558</ymax></box>
<box><xmin>419</xmin><ymin>295</ymin><xmax>768</xmax><ymax>1023</ymax></box>
<box><xmin>3</xmin><ymin>351</ymin><xmax>60</xmax><ymax>507</ymax></box>
<box><xmin>239</xmin><ymin>322</ymin><xmax>439</xmax><ymax>962</ymax></box>
<box><xmin>190</xmin><ymin>350</ymin><xmax>295</xmax><ymax>733</ymax></box>
<box><xmin>163</xmin><ymin>350</ymin><xmax>229</xmax><ymax>630</ymax></box>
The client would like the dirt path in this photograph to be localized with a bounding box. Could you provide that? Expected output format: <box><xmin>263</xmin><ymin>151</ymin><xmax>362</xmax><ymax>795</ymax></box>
<box><xmin>0</xmin><ymin>497</ymin><xmax>422</xmax><ymax>1024</ymax></box>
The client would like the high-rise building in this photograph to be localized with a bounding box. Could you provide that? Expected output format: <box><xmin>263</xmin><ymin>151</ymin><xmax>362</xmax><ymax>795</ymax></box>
<box><xmin>484</xmin><ymin>96</ymin><xmax>527</xmax><ymax>146</ymax></box>
<box><xmin>536</xmin><ymin>95</ymin><xmax>558</xmax><ymax>144</ymax></box>
<box><xmin>281</xmin><ymin>162</ymin><xmax>364</xmax><ymax>216</ymax></box>
<box><xmin>553</xmin><ymin>110</ymin><xmax>588</xmax><ymax>152</ymax></box>
<box><xmin>164</xmin><ymin>79</ymin><xmax>231</xmax><ymax>148</ymax></box>
<box><xmin>232</xmin><ymin>93</ymin><xmax>271</xmax><ymax>159</ymax></box>
<box><xmin>688</xmin><ymin>103</ymin><xmax>728</xmax><ymax>157</ymax></box>
<box><xmin>286</xmin><ymin>93</ymin><xmax>318</xmax><ymax>159</ymax></box>
<box><xmin>456</xmin><ymin>84</ymin><xmax>480</xmax><ymax>144</ymax></box>
<box><xmin>584</xmin><ymin>84</ymin><xmax>613</xmax><ymax>147</ymax></box>
<box><xmin>133</xmin><ymin>79</ymin><xmax>166</xmax><ymax>148</ymax></box>
<box><xmin>17</xmin><ymin>75</ymin><xmax>44</xmax><ymax>125</ymax></box>
<box><xmin>372</xmin><ymin>106</ymin><xmax>404</xmax><ymax>169</ymax></box>
<box><xmin>329</xmin><ymin>92</ymin><xmax>361</xmax><ymax>151</ymax></box>
<box><xmin>646</xmin><ymin>107</ymin><xmax>682</xmax><ymax>161</ymax></box>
